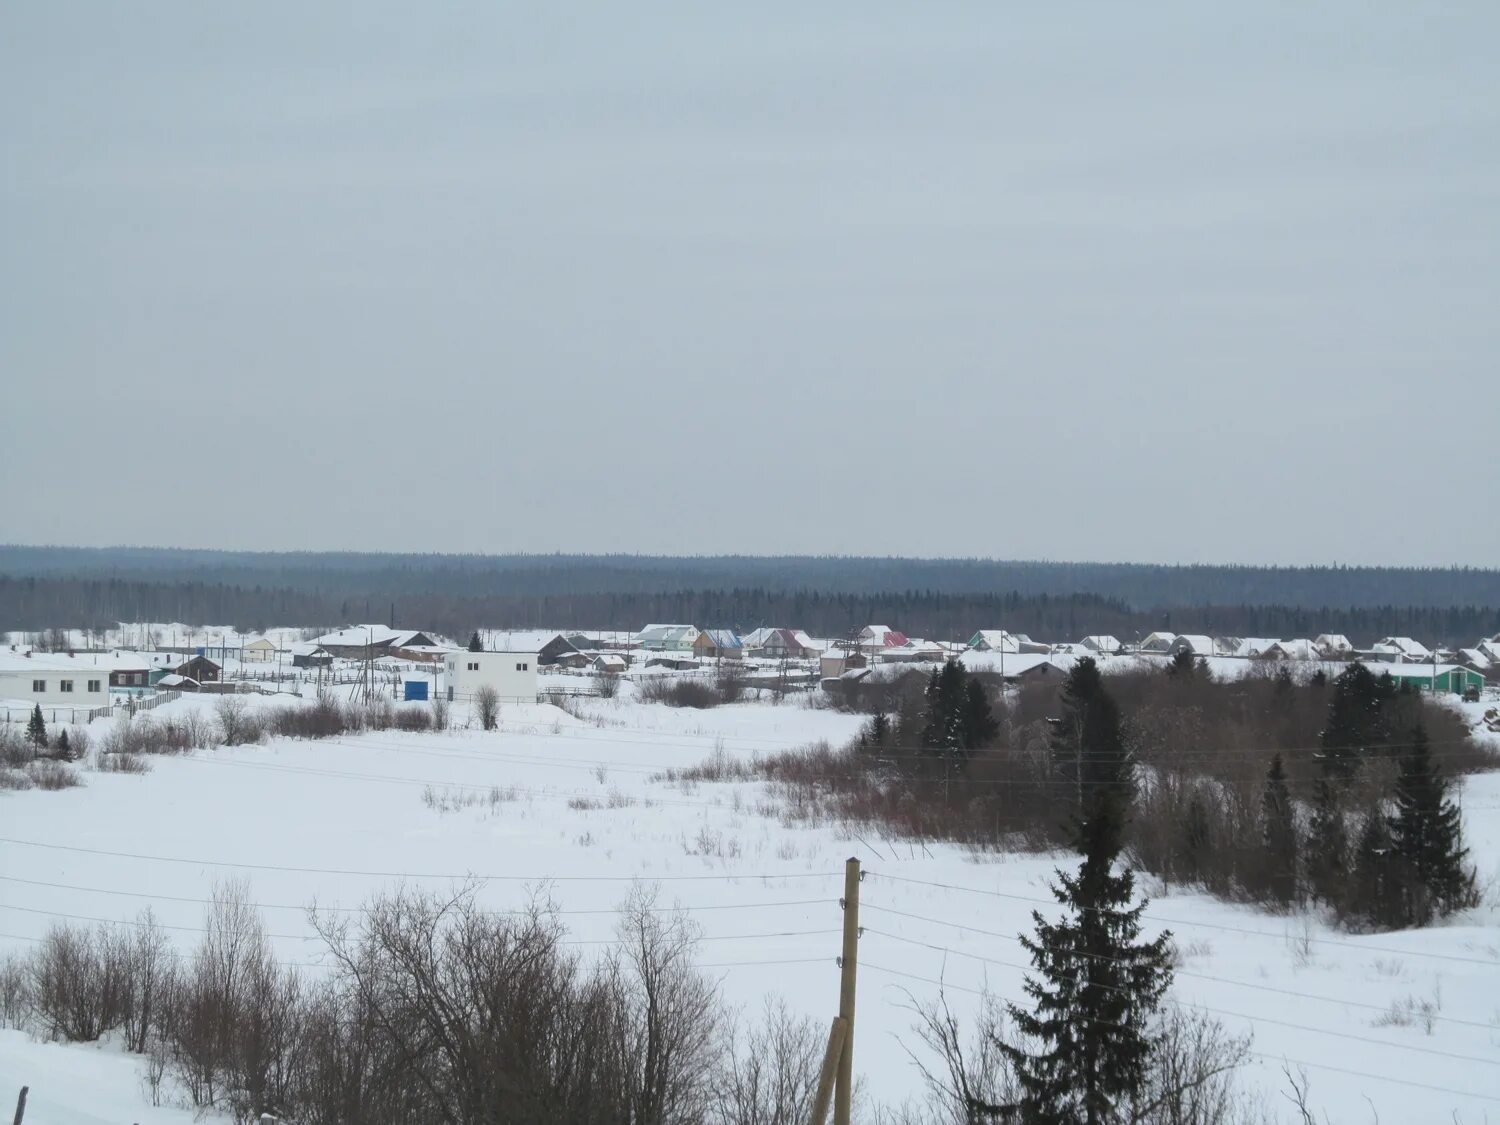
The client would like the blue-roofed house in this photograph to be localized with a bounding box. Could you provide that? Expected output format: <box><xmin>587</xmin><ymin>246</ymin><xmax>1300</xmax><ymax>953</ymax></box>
<box><xmin>694</xmin><ymin>629</ymin><xmax>744</xmax><ymax>660</ymax></box>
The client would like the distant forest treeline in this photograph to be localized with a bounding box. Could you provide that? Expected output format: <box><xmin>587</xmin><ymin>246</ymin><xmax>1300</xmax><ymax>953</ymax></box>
<box><xmin>1</xmin><ymin>548</ymin><xmax>1497</xmax><ymax>644</ymax></box>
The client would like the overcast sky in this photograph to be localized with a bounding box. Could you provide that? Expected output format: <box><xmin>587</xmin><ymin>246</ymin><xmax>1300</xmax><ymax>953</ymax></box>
<box><xmin>2</xmin><ymin>4</ymin><xmax>1497</xmax><ymax>566</ymax></box>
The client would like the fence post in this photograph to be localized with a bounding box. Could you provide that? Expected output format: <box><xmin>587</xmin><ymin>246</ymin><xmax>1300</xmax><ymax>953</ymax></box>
<box><xmin>12</xmin><ymin>1085</ymin><xmax>27</xmax><ymax>1125</ymax></box>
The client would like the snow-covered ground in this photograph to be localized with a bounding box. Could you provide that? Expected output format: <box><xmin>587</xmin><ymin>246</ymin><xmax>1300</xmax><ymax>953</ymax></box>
<box><xmin>2</xmin><ymin>689</ymin><xmax>1498</xmax><ymax>1121</ymax></box>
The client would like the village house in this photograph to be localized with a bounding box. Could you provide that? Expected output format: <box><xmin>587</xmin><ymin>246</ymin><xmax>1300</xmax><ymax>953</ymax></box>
<box><xmin>694</xmin><ymin>630</ymin><xmax>744</xmax><ymax>660</ymax></box>
<box><xmin>967</xmin><ymin>630</ymin><xmax>1030</xmax><ymax>653</ymax></box>
<box><xmin>444</xmin><ymin>650</ymin><xmax>539</xmax><ymax>705</ymax></box>
<box><xmin>754</xmin><ymin>629</ymin><xmax>821</xmax><ymax>660</ymax></box>
<box><xmin>1315</xmin><ymin>634</ymin><xmax>1354</xmax><ymax>658</ymax></box>
<box><xmin>0</xmin><ymin>652</ymin><xmax>111</xmax><ymax>708</ymax></box>
<box><xmin>1077</xmin><ymin>635</ymin><xmax>1123</xmax><ymax>655</ymax></box>
<box><xmin>636</xmin><ymin>624</ymin><xmax>700</xmax><ymax>652</ymax></box>
<box><xmin>289</xmin><ymin>643</ymin><xmax>334</xmax><ymax>669</ymax></box>
<box><xmin>173</xmin><ymin>655</ymin><xmax>222</xmax><ymax>683</ymax></box>
<box><xmin>820</xmin><ymin>647</ymin><xmax>868</xmax><ymax>680</ymax></box>
<box><xmin>241</xmin><ymin>637</ymin><xmax>279</xmax><ymax>663</ymax></box>
<box><xmin>1138</xmin><ymin>632</ymin><xmax>1177</xmax><ymax>653</ymax></box>
<box><xmin>313</xmin><ymin>626</ymin><xmax>442</xmax><ymax>661</ymax></box>
<box><xmin>855</xmin><ymin>626</ymin><xmax>908</xmax><ymax>655</ymax></box>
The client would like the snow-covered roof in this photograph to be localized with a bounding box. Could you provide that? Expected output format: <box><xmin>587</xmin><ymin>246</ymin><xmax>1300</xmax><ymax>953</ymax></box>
<box><xmin>483</xmin><ymin>631</ymin><xmax>572</xmax><ymax>653</ymax></box>
<box><xmin>1172</xmin><ymin>635</ymin><xmax>1217</xmax><ymax>654</ymax></box>
<box><xmin>1078</xmin><ymin>635</ymin><xmax>1121</xmax><ymax>652</ymax></box>
<box><xmin>1456</xmin><ymin>648</ymin><xmax>1491</xmax><ymax>668</ymax></box>
<box><xmin>0</xmin><ymin>650</ymin><xmax>159</xmax><ymax>674</ymax></box>
<box><xmin>156</xmin><ymin>674</ymin><xmax>194</xmax><ymax>687</ymax></box>
<box><xmin>791</xmin><ymin>630</ymin><xmax>820</xmax><ymax>651</ymax></box>
<box><xmin>741</xmin><ymin>628</ymin><xmax>777</xmax><ymax>649</ymax></box>
<box><xmin>1315</xmin><ymin>634</ymin><xmax>1353</xmax><ymax>651</ymax></box>
<box><xmin>314</xmin><ymin>625</ymin><xmax>433</xmax><ymax>648</ymax></box>
<box><xmin>1375</xmin><ymin>637</ymin><xmax>1432</xmax><ymax>659</ymax></box>
<box><xmin>700</xmin><ymin>629</ymin><xmax>742</xmax><ymax>649</ymax></box>
<box><xmin>592</xmin><ymin>654</ymin><xmax>627</xmax><ymax>670</ymax></box>
<box><xmin>1139</xmin><ymin>632</ymin><xmax>1177</xmax><ymax>649</ymax></box>
<box><xmin>969</xmin><ymin>630</ymin><xmax>1026</xmax><ymax>653</ymax></box>
<box><xmin>637</xmin><ymin>624</ymin><xmax>697</xmax><ymax>643</ymax></box>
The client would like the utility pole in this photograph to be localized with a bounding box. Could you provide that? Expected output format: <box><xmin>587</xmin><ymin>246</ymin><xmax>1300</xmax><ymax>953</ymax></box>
<box><xmin>833</xmin><ymin>856</ymin><xmax>861</xmax><ymax>1125</ymax></box>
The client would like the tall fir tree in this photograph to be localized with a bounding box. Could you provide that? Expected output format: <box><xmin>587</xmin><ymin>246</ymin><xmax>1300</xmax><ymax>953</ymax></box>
<box><xmin>1351</xmin><ymin>808</ymin><xmax>1402</xmax><ymax>930</ymax></box>
<box><xmin>1002</xmin><ymin>659</ymin><xmax>1172</xmax><ymax>1124</ymax></box>
<box><xmin>467</xmin><ymin>631</ymin><xmax>484</xmax><ymax>653</ymax></box>
<box><xmin>26</xmin><ymin>704</ymin><xmax>47</xmax><ymax>750</ymax></box>
<box><xmin>1165</xmin><ymin>650</ymin><xmax>1197</xmax><ymax>679</ymax></box>
<box><xmin>1306</xmin><ymin>771</ymin><xmax>1348</xmax><ymax>908</ymax></box>
<box><xmin>1319</xmin><ymin>662</ymin><xmax>1395</xmax><ymax>781</ymax></box>
<box><xmin>1260</xmin><ymin>753</ymin><xmax>1298</xmax><ymax>908</ymax></box>
<box><xmin>54</xmin><ymin>728</ymin><xmax>71</xmax><ymax>760</ymax></box>
<box><xmin>961</xmin><ymin>677</ymin><xmax>999</xmax><ymax>752</ymax></box>
<box><xmin>921</xmin><ymin>662</ymin><xmax>968</xmax><ymax>758</ymax></box>
<box><xmin>1388</xmin><ymin>724</ymin><xmax>1476</xmax><ymax>924</ymax></box>
<box><xmin>1050</xmin><ymin>657</ymin><xmax>1129</xmax><ymax>832</ymax></box>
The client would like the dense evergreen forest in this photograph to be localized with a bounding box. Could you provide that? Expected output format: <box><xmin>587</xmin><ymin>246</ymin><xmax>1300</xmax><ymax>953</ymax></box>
<box><xmin>1</xmin><ymin>547</ymin><xmax>1496</xmax><ymax>643</ymax></box>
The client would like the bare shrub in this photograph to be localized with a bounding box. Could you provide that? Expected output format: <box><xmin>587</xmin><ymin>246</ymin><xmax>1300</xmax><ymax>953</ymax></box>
<box><xmin>393</xmin><ymin>706</ymin><xmax>433</xmax><ymax>732</ymax></box>
<box><xmin>215</xmin><ymin>696</ymin><xmax>265</xmax><ymax>746</ymax></box>
<box><xmin>27</xmin><ymin>760</ymin><xmax>83</xmax><ymax>790</ymax></box>
<box><xmin>430</xmin><ymin>696</ymin><xmax>450</xmax><ymax>730</ymax></box>
<box><xmin>638</xmin><ymin>676</ymin><xmax>720</xmax><ymax>709</ymax></box>
<box><xmin>267</xmin><ymin>691</ymin><xmax>349</xmax><ymax>739</ymax></box>
<box><xmin>0</xmin><ymin>769</ymin><xmax>34</xmax><ymax>791</ymax></box>
<box><xmin>474</xmin><ymin>684</ymin><xmax>501</xmax><ymax>730</ymax></box>
<box><xmin>0</xmin><ymin>953</ymin><xmax>31</xmax><ymax>1029</ymax></box>
<box><xmin>594</xmin><ymin>671</ymin><xmax>621</xmax><ymax>699</ymax></box>
<box><xmin>611</xmin><ymin>883</ymin><xmax>721</xmax><ymax>1124</ymax></box>
<box><xmin>0</xmin><ymin>726</ymin><xmax>36</xmax><ymax>768</ymax></box>
<box><xmin>97</xmin><ymin>750</ymin><xmax>151</xmax><ymax>774</ymax></box>
<box><xmin>906</xmin><ymin>991</ymin><xmax>1254</xmax><ymax>1125</ymax></box>
<box><xmin>710</xmin><ymin>997</ymin><xmax>823</xmax><ymax>1125</ymax></box>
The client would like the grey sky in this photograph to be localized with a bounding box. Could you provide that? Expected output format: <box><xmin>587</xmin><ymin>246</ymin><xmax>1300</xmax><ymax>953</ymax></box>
<box><xmin>3</xmin><ymin>3</ymin><xmax>1497</xmax><ymax>565</ymax></box>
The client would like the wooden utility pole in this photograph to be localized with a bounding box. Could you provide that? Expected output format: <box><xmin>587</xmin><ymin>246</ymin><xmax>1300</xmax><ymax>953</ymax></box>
<box><xmin>834</xmin><ymin>856</ymin><xmax>861</xmax><ymax>1125</ymax></box>
<box><xmin>808</xmin><ymin>1016</ymin><xmax>847</xmax><ymax>1125</ymax></box>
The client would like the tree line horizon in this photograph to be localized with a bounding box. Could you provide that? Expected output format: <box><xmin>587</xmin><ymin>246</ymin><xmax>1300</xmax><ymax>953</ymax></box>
<box><xmin>2</xmin><ymin>548</ymin><xmax>1496</xmax><ymax>645</ymax></box>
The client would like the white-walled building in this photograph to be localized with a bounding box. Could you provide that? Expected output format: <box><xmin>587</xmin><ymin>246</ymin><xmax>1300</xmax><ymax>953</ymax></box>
<box><xmin>0</xmin><ymin>653</ymin><xmax>112</xmax><ymax>707</ymax></box>
<box><xmin>444</xmin><ymin>650</ymin><xmax>539</xmax><ymax>705</ymax></box>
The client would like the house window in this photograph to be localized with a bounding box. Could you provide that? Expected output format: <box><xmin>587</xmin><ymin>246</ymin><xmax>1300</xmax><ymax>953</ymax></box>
<box><xmin>467</xmin><ymin>662</ymin><xmax>479</xmax><ymax>672</ymax></box>
<box><xmin>88</xmin><ymin>680</ymin><xmax>101</xmax><ymax>693</ymax></box>
<box><xmin>60</xmin><ymin>680</ymin><xmax>73</xmax><ymax>693</ymax></box>
<box><xmin>32</xmin><ymin>680</ymin><xmax>45</xmax><ymax>693</ymax></box>
<box><xmin>447</xmin><ymin>687</ymin><xmax>454</xmax><ymax>702</ymax></box>
<box><xmin>516</xmin><ymin>662</ymin><xmax>529</xmax><ymax>672</ymax></box>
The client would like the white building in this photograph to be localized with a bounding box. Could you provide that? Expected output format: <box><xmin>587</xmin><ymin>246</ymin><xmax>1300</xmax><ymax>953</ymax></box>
<box><xmin>0</xmin><ymin>653</ymin><xmax>112</xmax><ymax>708</ymax></box>
<box><xmin>444</xmin><ymin>650</ymin><xmax>539</xmax><ymax>705</ymax></box>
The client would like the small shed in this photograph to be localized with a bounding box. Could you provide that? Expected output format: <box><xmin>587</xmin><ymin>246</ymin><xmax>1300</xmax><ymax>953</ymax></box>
<box><xmin>174</xmin><ymin>655</ymin><xmax>222</xmax><ymax>682</ymax></box>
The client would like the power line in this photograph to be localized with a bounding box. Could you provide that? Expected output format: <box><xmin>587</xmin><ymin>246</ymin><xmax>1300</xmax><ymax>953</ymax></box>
<box><xmin>866</xmin><ymin>873</ymin><xmax>1499</xmax><ymax>967</ymax></box>
<box><xmin>860</xmin><ymin>908</ymin><xmax>1496</xmax><ymax>1031</ymax></box>
<box><xmin>857</xmin><ymin>962</ymin><xmax>1500</xmax><ymax>1106</ymax></box>
<box><xmin>0</xmin><ymin>874</ymin><xmax>831</xmax><ymax>920</ymax></box>
<box><xmin>0</xmin><ymin>836</ymin><xmax>841</xmax><ymax>883</ymax></box>
<box><xmin>862</xmin><ymin>928</ymin><xmax>1500</xmax><ymax>1059</ymax></box>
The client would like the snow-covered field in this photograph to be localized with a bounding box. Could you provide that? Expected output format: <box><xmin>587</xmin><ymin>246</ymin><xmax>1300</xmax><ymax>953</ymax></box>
<box><xmin>2</xmin><ymin>688</ymin><xmax>1499</xmax><ymax>1122</ymax></box>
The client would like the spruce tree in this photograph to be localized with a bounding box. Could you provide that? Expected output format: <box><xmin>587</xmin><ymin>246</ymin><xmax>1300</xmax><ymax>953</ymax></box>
<box><xmin>1260</xmin><ymin>753</ymin><xmax>1298</xmax><ymax>908</ymax></box>
<box><xmin>1389</xmin><ymin>724</ymin><xmax>1476</xmax><ymax>923</ymax></box>
<box><xmin>467</xmin><ymin>631</ymin><xmax>484</xmax><ymax>653</ymax></box>
<box><xmin>1050</xmin><ymin>657</ymin><xmax>1127</xmax><ymax>827</ymax></box>
<box><xmin>921</xmin><ymin>662</ymin><xmax>967</xmax><ymax>758</ymax></box>
<box><xmin>1165</xmin><ymin>650</ymin><xmax>1196</xmax><ymax>679</ymax></box>
<box><xmin>26</xmin><ymin>704</ymin><xmax>47</xmax><ymax>750</ymax></box>
<box><xmin>1351</xmin><ymin>809</ymin><xmax>1401</xmax><ymax>930</ymax></box>
<box><xmin>54</xmin><ymin>729</ymin><xmax>71</xmax><ymax>760</ymax></box>
<box><xmin>1306</xmin><ymin>772</ymin><xmax>1348</xmax><ymax>908</ymax></box>
<box><xmin>961</xmin><ymin>677</ymin><xmax>998</xmax><ymax>752</ymax></box>
<box><xmin>1320</xmin><ymin>662</ymin><xmax>1392</xmax><ymax>781</ymax></box>
<box><xmin>1003</xmin><ymin>660</ymin><xmax>1172</xmax><ymax>1124</ymax></box>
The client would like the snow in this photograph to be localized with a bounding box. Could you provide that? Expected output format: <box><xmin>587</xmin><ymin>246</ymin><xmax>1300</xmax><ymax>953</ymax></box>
<box><xmin>1</xmin><ymin>686</ymin><xmax>1499</xmax><ymax>1120</ymax></box>
<box><xmin>0</xmin><ymin>1031</ymin><xmax>212</xmax><ymax>1124</ymax></box>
